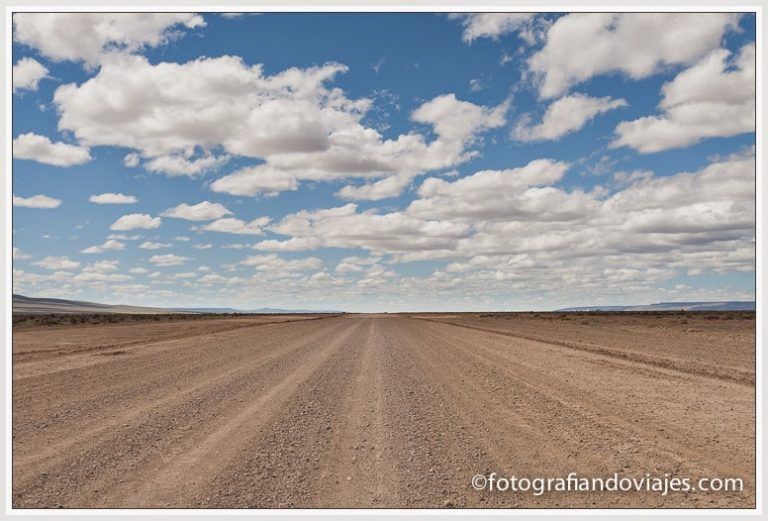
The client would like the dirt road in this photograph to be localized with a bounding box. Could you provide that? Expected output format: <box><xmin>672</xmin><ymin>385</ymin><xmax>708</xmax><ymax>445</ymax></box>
<box><xmin>12</xmin><ymin>314</ymin><xmax>755</xmax><ymax>508</ymax></box>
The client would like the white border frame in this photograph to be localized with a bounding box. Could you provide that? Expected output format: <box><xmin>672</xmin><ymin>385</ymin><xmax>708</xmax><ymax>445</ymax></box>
<box><xmin>2</xmin><ymin>3</ymin><xmax>763</xmax><ymax>519</ymax></box>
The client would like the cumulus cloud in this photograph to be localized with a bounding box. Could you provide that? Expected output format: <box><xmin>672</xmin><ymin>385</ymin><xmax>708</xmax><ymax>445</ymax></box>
<box><xmin>13</xmin><ymin>247</ymin><xmax>32</xmax><ymax>260</ymax></box>
<box><xmin>144</xmin><ymin>153</ymin><xmax>230</xmax><ymax>177</ymax></box>
<box><xmin>241</xmin><ymin>253</ymin><xmax>323</xmax><ymax>274</ymax></box>
<box><xmin>13</xmin><ymin>57</ymin><xmax>48</xmax><ymax>92</ymax></box>
<box><xmin>82</xmin><ymin>259</ymin><xmax>120</xmax><ymax>273</ymax></box>
<box><xmin>161</xmin><ymin>201</ymin><xmax>233</xmax><ymax>221</ymax></box>
<box><xmin>33</xmin><ymin>255</ymin><xmax>80</xmax><ymax>270</ymax></box>
<box><xmin>261</xmin><ymin>150</ymin><xmax>754</xmax><ymax>285</ymax></box>
<box><xmin>89</xmin><ymin>192</ymin><xmax>138</xmax><ymax>204</ymax></box>
<box><xmin>513</xmin><ymin>94</ymin><xmax>627</xmax><ymax>142</ymax></box>
<box><xmin>270</xmin><ymin>203</ymin><xmax>470</xmax><ymax>255</ymax></box>
<box><xmin>336</xmin><ymin>94</ymin><xmax>508</xmax><ymax>200</ymax></box>
<box><xmin>411</xmin><ymin>93</ymin><xmax>507</xmax><ymax>144</ymax></box>
<box><xmin>149</xmin><ymin>254</ymin><xmax>188</xmax><ymax>267</ymax></box>
<box><xmin>81</xmin><ymin>239</ymin><xmax>126</xmax><ymax>254</ymax></box>
<box><xmin>335</xmin><ymin>255</ymin><xmax>383</xmax><ymax>274</ymax></box>
<box><xmin>253</xmin><ymin>237</ymin><xmax>323</xmax><ymax>252</ymax></box>
<box><xmin>107</xmin><ymin>233</ymin><xmax>142</xmax><ymax>241</ymax></box>
<box><xmin>13</xmin><ymin>132</ymin><xmax>91</xmax><ymax>167</ymax></box>
<box><xmin>529</xmin><ymin>13</ymin><xmax>739</xmax><ymax>98</ymax></box>
<box><xmin>13</xmin><ymin>193</ymin><xmax>61</xmax><ymax>208</ymax></box>
<box><xmin>110</xmin><ymin>213</ymin><xmax>162</xmax><ymax>230</ymax></box>
<box><xmin>336</xmin><ymin>173</ymin><xmax>414</xmax><ymax>201</ymax></box>
<box><xmin>13</xmin><ymin>13</ymin><xmax>205</xmax><ymax>65</ymax></box>
<box><xmin>210</xmin><ymin>165</ymin><xmax>299</xmax><ymax>197</ymax></box>
<box><xmin>53</xmin><ymin>53</ymin><xmax>507</xmax><ymax>199</ymax></box>
<box><xmin>408</xmin><ymin>159</ymin><xmax>577</xmax><ymax>221</ymax></box>
<box><xmin>53</xmin><ymin>56</ymin><xmax>357</xmax><ymax>159</ymax></box>
<box><xmin>449</xmin><ymin>13</ymin><xmax>534</xmax><ymax>42</ymax></box>
<box><xmin>612</xmin><ymin>43</ymin><xmax>755</xmax><ymax>153</ymax></box>
<box><xmin>123</xmin><ymin>152</ymin><xmax>140</xmax><ymax>167</ymax></box>
<box><xmin>200</xmin><ymin>217</ymin><xmax>270</xmax><ymax>235</ymax></box>
<box><xmin>72</xmin><ymin>271</ymin><xmax>132</xmax><ymax>283</ymax></box>
<box><xmin>139</xmin><ymin>241</ymin><xmax>172</xmax><ymax>250</ymax></box>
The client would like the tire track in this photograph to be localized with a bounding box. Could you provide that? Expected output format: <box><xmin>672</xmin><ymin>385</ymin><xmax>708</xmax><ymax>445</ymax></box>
<box><xmin>413</xmin><ymin>317</ymin><xmax>754</xmax><ymax>385</ymax></box>
<box><xmin>14</xmin><ymin>317</ymin><xmax>349</xmax><ymax>474</ymax></box>
<box><xmin>108</xmin><ymin>318</ymin><xmax>364</xmax><ymax>508</ymax></box>
<box><xmin>12</xmin><ymin>316</ymin><xmax>354</xmax><ymax>508</ymax></box>
<box><xmin>402</xmin><ymin>318</ymin><xmax>754</xmax><ymax>507</ymax></box>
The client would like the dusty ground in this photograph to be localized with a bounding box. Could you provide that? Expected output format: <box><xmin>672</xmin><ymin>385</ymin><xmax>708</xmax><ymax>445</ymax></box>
<box><xmin>12</xmin><ymin>313</ymin><xmax>755</xmax><ymax>509</ymax></box>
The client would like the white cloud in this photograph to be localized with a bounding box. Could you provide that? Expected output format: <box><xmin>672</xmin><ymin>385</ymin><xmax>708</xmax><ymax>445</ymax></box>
<box><xmin>53</xmin><ymin>55</ymin><xmax>356</xmax><ymax>158</ymax></box>
<box><xmin>201</xmin><ymin>217</ymin><xmax>270</xmax><ymax>235</ymax></box>
<box><xmin>81</xmin><ymin>239</ymin><xmax>126</xmax><ymax>254</ymax></box>
<box><xmin>408</xmin><ymin>159</ymin><xmax>577</xmax><ymax>221</ymax></box>
<box><xmin>13</xmin><ymin>57</ymin><xmax>48</xmax><ymax>92</ymax></box>
<box><xmin>73</xmin><ymin>271</ymin><xmax>132</xmax><ymax>282</ymax></box>
<box><xmin>13</xmin><ymin>247</ymin><xmax>32</xmax><ymax>260</ymax></box>
<box><xmin>110</xmin><ymin>213</ymin><xmax>162</xmax><ymax>230</ymax></box>
<box><xmin>449</xmin><ymin>13</ymin><xmax>534</xmax><ymax>42</ymax></box>
<box><xmin>241</xmin><ymin>253</ymin><xmax>323</xmax><ymax>273</ymax></box>
<box><xmin>33</xmin><ymin>255</ymin><xmax>80</xmax><ymax>270</ymax></box>
<box><xmin>123</xmin><ymin>152</ymin><xmax>140</xmax><ymax>167</ymax></box>
<box><xmin>336</xmin><ymin>173</ymin><xmax>413</xmax><ymax>201</ymax></box>
<box><xmin>193</xmin><ymin>243</ymin><xmax>213</xmax><ymax>250</ymax></box>
<box><xmin>13</xmin><ymin>132</ymin><xmax>91</xmax><ymax>167</ymax></box>
<box><xmin>513</xmin><ymin>94</ymin><xmax>627</xmax><ymax>142</ymax></box>
<box><xmin>335</xmin><ymin>255</ymin><xmax>383</xmax><ymax>274</ymax></box>
<box><xmin>210</xmin><ymin>165</ymin><xmax>299</xmax><ymax>197</ymax></box>
<box><xmin>411</xmin><ymin>93</ymin><xmax>507</xmax><ymax>144</ymax></box>
<box><xmin>54</xmin><ymin>53</ymin><xmax>507</xmax><ymax>200</ymax></box>
<box><xmin>129</xmin><ymin>267</ymin><xmax>149</xmax><ymax>274</ymax></box>
<box><xmin>83</xmin><ymin>259</ymin><xmax>120</xmax><ymax>273</ymax></box>
<box><xmin>253</xmin><ymin>237</ymin><xmax>323</xmax><ymax>252</ymax></box>
<box><xmin>161</xmin><ymin>201</ymin><xmax>233</xmax><ymax>221</ymax></box>
<box><xmin>139</xmin><ymin>241</ymin><xmax>172</xmax><ymax>250</ymax></box>
<box><xmin>107</xmin><ymin>233</ymin><xmax>142</xmax><ymax>241</ymax></box>
<box><xmin>13</xmin><ymin>193</ymin><xmax>61</xmax><ymax>209</ymax></box>
<box><xmin>149</xmin><ymin>254</ymin><xmax>189</xmax><ymax>267</ymax></box>
<box><xmin>89</xmin><ymin>192</ymin><xmax>138</xmax><ymax>204</ymax></box>
<box><xmin>13</xmin><ymin>13</ymin><xmax>205</xmax><ymax>65</ymax></box>
<box><xmin>270</xmin><ymin>203</ymin><xmax>470</xmax><ymax>255</ymax></box>
<box><xmin>612</xmin><ymin>43</ymin><xmax>755</xmax><ymax>153</ymax></box>
<box><xmin>529</xmin><ymin>13</ymin><xmax>739</xmax><ymax>98</ymax></box>
<box><xmin>144</xmin><ymin>153</ymin><xmax>230</xmax><ymax>177</ymax></box>
<box><xmin>261</xmin><ymin>149</ymin><xmax>753</xmax><ymax>291</ymax></box>
<box><xmin>335</xmin><ymin>94</ymin><xmax>508</xmax><ymax>200</ymax></box>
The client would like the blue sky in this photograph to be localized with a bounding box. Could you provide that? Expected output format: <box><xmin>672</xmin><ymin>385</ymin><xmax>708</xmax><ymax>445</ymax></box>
<box><xmin>11</xmin><ymin>12</ymin><xmax>756</xmax><ymax>311</ymax></box>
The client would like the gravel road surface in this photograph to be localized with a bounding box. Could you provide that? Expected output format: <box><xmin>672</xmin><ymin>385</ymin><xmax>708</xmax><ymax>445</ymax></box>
<box><xmin>12</xmin><ymin>314</ymin><xmax>755</xmax><ymax>508</ymax></box>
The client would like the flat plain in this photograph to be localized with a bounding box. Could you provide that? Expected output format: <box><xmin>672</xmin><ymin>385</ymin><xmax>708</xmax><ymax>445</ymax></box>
<box><xmin>12</xmin><ymin>312</ymin><xmax>755</xmax><ymax>509</ymax></box>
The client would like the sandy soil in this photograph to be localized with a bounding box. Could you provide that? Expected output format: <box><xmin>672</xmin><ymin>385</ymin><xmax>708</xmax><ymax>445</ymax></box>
<box><xmin>12</xmin><ymin>313</ymin><xmax>755</xmax><ymax>509</ymax></box>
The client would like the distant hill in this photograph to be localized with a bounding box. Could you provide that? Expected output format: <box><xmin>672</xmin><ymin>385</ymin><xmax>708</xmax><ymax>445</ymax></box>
<box><xmin>557</xmin><ymin>301</ymin><xmax>755</xmax><ymax>312</ymax></box>
<box><xmin>13</xmin><ymin>294</ymin><xmax>167</xmax><ymax>314</ymax></box>
<box><xmin>13</xmin><ymin>294</ymin><xmax>342</xmax><ymax>315</ymax></box>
